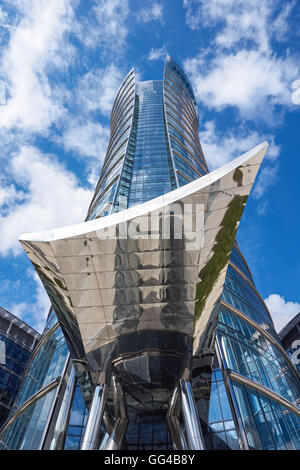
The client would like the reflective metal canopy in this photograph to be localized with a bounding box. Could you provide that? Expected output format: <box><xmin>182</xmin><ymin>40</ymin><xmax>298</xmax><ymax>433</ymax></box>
<box><xmin>19</xmin><ymin>142</ymin><xmax>268</xmax><ymax>394</ymax></box>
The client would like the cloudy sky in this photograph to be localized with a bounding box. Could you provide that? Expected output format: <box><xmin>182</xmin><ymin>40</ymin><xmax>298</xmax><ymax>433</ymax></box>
<box><xmin>0</xmin><ymin>0</ymin><xmax>299</xmax><ymax>332</ymax></box>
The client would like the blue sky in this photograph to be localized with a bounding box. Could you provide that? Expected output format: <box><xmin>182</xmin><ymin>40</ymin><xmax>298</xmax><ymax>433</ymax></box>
<box><xmin>0</xmin><ymin>0</ymin><xmax>299</xmax><ymax>332</ymax></box>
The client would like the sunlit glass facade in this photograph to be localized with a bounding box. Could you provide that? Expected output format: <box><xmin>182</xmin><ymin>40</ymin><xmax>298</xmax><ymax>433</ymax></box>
<box><xmin>0</xmin><ymin>306</ymin><xmax>92</xmax><ymax>450</ymax></box>
<box><xmin>86</xmin><ymin>55</ymin><xmax>300</xmax><ymax>450</ymax></box>
<box><xmin>0</xmin><ymin>307</ymin><xmax>40</xmax><ymax>429</ymax></box>
<box><xmin>2</xmin><ymin>56</ymin><xmax>300</xmax><ymax>450</ymax></box>
<box><xmin>86</xmin><ymin>56</ymin><xmax>207</xmax><ymax>221</ymax></box>
<box><xmin>127</xmin><ymin>80</ymin><xmax>176</xmax><ymax>207</ymax></box>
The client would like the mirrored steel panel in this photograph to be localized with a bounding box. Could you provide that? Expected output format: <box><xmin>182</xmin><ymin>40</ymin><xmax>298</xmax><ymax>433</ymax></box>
<box><xmin>19</xmin><ymin>144</ymin><xmax>267</xmax><ymax>405</ymax></box>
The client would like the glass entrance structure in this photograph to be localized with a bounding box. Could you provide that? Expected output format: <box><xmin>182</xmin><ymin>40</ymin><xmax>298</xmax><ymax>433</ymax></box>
<box><xmin>2</xmin><ymin>56</ymin><xmax>300</xmax><ymax>450</ymax></box>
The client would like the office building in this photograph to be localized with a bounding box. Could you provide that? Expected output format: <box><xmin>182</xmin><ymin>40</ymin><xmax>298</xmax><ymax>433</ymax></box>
<box><xmin>0</xmin><ymin>306</ymin><xmax>40</xmax><ymax>428</ymax></box>
<box><xmin>279</xmin><ymin>313</ymin><xmax>300</xmax><ymax>374</ymax></box>
<box><xmin>1</xmin><ymin>56</ymin><xmax>300</xmax><ymax>450</ymax></box>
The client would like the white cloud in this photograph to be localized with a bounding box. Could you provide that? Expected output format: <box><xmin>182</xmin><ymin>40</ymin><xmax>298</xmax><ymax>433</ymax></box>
<box><xmin>200</xmin><ymin>120</ymin><xmax>279</xmax><ymax>169</ymax></box>
<box><xmin>199</xmin><ymin>120</ymin><xmax>280</xmax><ymax>207</ymax></box>
<box><xmin>264</xmin><ymin>293</ymin><xmax>300</xmax><ymax>332</ymax></box>
<box><xmin>0</xmin><ymin>184</ymin><xmax>24</xmax><ymax>208</ymax></box>
<box><xmin>147</xmin><ymin>45</ymin><xmax>167</xmax><ymax>61</ymax></box>
<box><xmin>76</xmin><ymin>65</ymin><xmax>123</xmax><ymax>116</ymax></box>
<box><xmin>137</xmin><ymin>3</ymin><xmax>164</xmax><ymax>23</ymax></box>
<box><xmin>256</xmin><ymin>199</ymin><xmax>269</xmax><ymax>216</ymax></box>
<box><xmin>182</xmin><ymin>0</ymin><xmax>293</xmax><ymax>221</ymax></box>
<box><xmin>252</xmin><ymin>164</ymin><xmax>278</xmax><ymax>199</ymax></box>
<box><xmin>0</xmin><ymin>0</ymin><xmax>129</xmax><ymax>331</ymax></box>
<box><xmin>62</xmin><ymin>119</ymin><xmax>109</xmax><ymax>160</ymax></box>
<box><xmin>78</xmin><ymin>0</ymin><xmax>129</xmax><ymax>52</ymax></box>
<box><xmin>183</xmin><ymin>1</ymin><xmax>299</xmax><ymax>122</ymax></box>
<box><xmin>184</xmin><ymin>50</ymin><xmax>299</xmax><ymax>120</ymax></box>
<box><xmin>291</xmin><ymin>80</ymin><xmax>300</xmax><ymax>105</ymax></box>
<box><xmin>10</xmin><ymin>270</ymin><xmax>50</xmax><ymax>332</ymax></box>
<box><xmin>0</xmin><ymin>5</ymin><xmax>10</xmax><ymax>28</ymax></box>
<box><xmin>0</xmin><ymin>0</ymin><xmax>74</xmax><ymax>131</ymax></box>
<box><xmin>183</xmin><ymin>0</ymin><xmax>295</xmax><ymax>52</ymax></box>
<box><xmin>0</xmin><ymin>146</ymin><xmax>93</xmax><ymax>256</ymax></box>
<box><xmin>94</xmin><ymin>0</ymin><xmax>129</xmax><ymax>46</ymax></box>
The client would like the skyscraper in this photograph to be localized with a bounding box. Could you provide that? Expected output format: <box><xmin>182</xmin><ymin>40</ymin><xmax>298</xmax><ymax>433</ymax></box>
<box><xmin>86</xmin><ymin>57</ymin><xmax>208</xmax><ymax>220</ymax></box>
<box><xmin>0</xmin><ymin>306</ymin><xmax>40</xmax><ymax>428</ymax></box>
<box><xmin>2</xmin><ymin>56</ymin><xmax>300</xmax><ymax>450</ymax></box>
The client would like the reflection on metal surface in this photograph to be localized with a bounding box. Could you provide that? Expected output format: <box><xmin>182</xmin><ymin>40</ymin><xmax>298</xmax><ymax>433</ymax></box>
<box><xmin>81</xmin><ymin>383</ymin><xmax>108</xmax><ymax>450</ymax></box>
<box><xmin>180</xmin><ymin>379</ymin><xmax>204</xmax><ymax>450</ymax></box>
<box><xmin>103</xmin><ymin>376</ymin><xmax>128</xmax><ymax>450</ymax></box>
<box><xmin>99</xmin><ymin>432</ymin><xmax>110</xmax><ymax>450</ymax></box>
<box><xmin>19</xmin><ymin>142</ymin><xmax>267</xmax><ymax>450</ymax></box>
<box><xmin>49</xmin><ymin>365</ymin><xmax>76</xmax><ymax>450</ymax></box>
<box><xmin>104</xmin><ymin>417</ymin><xmax>128</xmax><ymax>450</ymax></box>
<box><xmin>167</xmin><ymin>385</ymin><xmax>188</xmax><ymax>450</ymax></box>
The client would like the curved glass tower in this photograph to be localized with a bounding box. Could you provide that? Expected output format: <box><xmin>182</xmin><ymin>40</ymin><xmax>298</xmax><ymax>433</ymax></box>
<box><xmin>85</xmin><ymin>55</ymin><xmax>300</xmax><ymax>451</ymax></box>
<box><xmin>4</xmin><ymin>56</ymin><xmax>300</xmax><ymax>450</ymax></box>
<box><xmin>87</xmin><ymin>56</ymin><xmax>208</xmax><ymax>220</ymax></box>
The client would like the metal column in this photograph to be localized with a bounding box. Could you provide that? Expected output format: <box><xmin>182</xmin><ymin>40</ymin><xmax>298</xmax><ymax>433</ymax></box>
<box><xmin>81</xmin><ymin>382</ymin><xmax>108</xmax><ymax>450</ymax></box>
<box><xmin>167</xmin><ymin>385</ymin><xmax>188</xmax><ymax>450</ymax></box>
<box><xmin>180</xmin><ymin>379</ymin><xmax>205</xmax><ymax>450</ymax></box>
<box><xmin>103</xmin><ymin>376</ymin><xmax>128</xmax><ymax>450</ymax></box>
<box><xmin>104</xmin><ymin>417</ymin><xmax>128</xmax><ymax>450</ymax></box>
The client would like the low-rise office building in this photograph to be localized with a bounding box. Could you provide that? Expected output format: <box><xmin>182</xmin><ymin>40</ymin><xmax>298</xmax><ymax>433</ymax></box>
<box><xmin>0</xmin><ymin>306</ymin><xmax>40</xmax><ymax>428</ymax></box>
<box><xmin>279</xmin><ymin>313</ymin><xmax>300</xmax><ymax>373</ymax></box>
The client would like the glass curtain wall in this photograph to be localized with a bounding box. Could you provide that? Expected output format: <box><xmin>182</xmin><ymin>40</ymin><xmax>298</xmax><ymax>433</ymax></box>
<box><xmin>209</xmin><ymin>244</ymin><xmax>300</xmax><ymax>449</ymax></box>
<box><xmin>83</xmin><ymin>56</ymin><xmax>300</xmax><ymax>450</ymax></box>
<box><xmin>0</xmin><ymin>310</ymin><xmax>70</xmax><ymax>450</ymax></box>
<box><xmin>3</xmin><ymin>56</ymin><xmax>300</xmax><ymax>450</ymax></box>
<box><xmin>0</xmin><ymin>307</ymin><xmax>40</xmax><ymax>428</ymax></box>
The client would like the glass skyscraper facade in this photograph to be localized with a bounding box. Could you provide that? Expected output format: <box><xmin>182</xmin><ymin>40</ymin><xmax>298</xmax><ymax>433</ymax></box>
<box><xmin>2</xmin><ymin>56</ymin><xmax>300</xmax><ymax>450</ymax></box>
<box><xmin>0</xmin><ymin>307</ymin><xmax>40</xmax><ymax>429</ymax></box>
<box><xmin>0</xmin><ymin>310</ymin><xmax>68</xmax><ymax>449</ymax></box>
<box><xmin>0</xmin><ymin>308</ymin><xmax>90</xmax><ymax>450</ymax></box>
<box><xmin>86</xmin><ymin>56</ymin><xmax>207</xmax><ymax>220</ymax></box>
